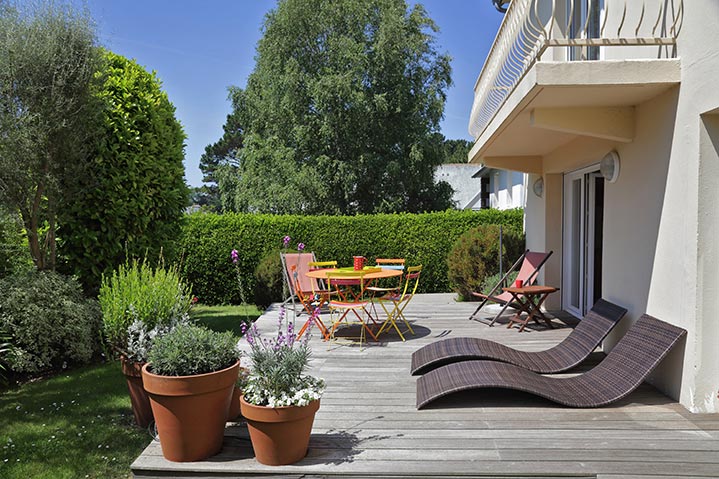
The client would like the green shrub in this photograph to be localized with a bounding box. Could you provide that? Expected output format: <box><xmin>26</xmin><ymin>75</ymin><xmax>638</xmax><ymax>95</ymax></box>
<box><xmin>254</xmin><ymin>250</ymin><xmax>283</xmax><ymax>309</ymax></box>
<box><xmin>480</xmin><ymin>270</ymin><xmax>520</xmax><ymax>295</ymax></box>
<box><xmin>0</xmin><ymin>271</ymin><xmax>102</xmax><ymax>374</ymax></box>
<box><xmin>147</xmin><ymin>323</ymin><xmax>239</xmax><ymax>376</ymax></box>
<box><xmin>176</xmin><ymin>209</ymin><xmax>523</xmax><ymax>305</ymax></box>
<box><xmin>0</xmin><ymin>327</ymin><xmax>14</xmax><ymax>383</ymax></box>
<box><xmin>99</xmin><ymin>259</ymin><xmax>193</xmax><ymax>356</ymax></box>
<box><xmin>447</xmin><ymin>224</ymin><xmax>525</xmax><ymax>301</ymax></box>
<box><xmin>0</xmin><ymin>208</ymin><xmax>32</xmax><ymax>279</ymax></box>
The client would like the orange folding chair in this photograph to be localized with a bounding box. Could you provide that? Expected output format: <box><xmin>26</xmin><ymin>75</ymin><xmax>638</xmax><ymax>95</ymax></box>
<box><xmin>375</xmin><ymin>265</ymin><xmax>422</xmax><ymax>341</ymax></box>
<box><xmin>327</xmin><ymin>270</ymin><xmax>377</xmax><ymax>348</ymax></box>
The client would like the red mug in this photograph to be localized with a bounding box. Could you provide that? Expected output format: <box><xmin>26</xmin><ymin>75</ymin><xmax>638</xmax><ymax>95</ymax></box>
<box><xmin>353</xmin><ymin>256</ymin><xmax>366</xmax><ymax>271</ymax></box>
<box><xmin>514</xmin><ymin>279</ymin><xmax>523</xmax><ymax>288</ymax></box>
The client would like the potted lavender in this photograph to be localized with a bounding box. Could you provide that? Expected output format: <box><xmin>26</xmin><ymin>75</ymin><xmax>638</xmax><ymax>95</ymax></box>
<box><xmin>239</xmin><ymin>307</ymin><xmax>325</xmax><ymax>465</ymax></box>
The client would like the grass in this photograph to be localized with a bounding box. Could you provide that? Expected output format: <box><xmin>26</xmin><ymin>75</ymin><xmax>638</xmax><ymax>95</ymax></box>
<box><xmin>0</xmin><ymin>361</ymin><xmax>151</xmax><ymax>479</ymax></box>
<box><xmin>0</xmin><ymin>304</ymin><xmax>261</xmax><ymax>478</ymax></box>
<box><xmin>192</xmin><ymin>304</ymin><xmax>262</xmax><ymax>336</ymax></box>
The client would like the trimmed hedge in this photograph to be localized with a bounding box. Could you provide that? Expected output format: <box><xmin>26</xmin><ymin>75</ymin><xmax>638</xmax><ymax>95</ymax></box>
<box><xmin>177</xmin><ymin>209</ymin><xmax>524</xmax><ymax>305</ymax></box>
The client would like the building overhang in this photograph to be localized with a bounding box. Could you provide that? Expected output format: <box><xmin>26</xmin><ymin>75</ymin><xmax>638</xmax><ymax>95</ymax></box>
<box><xmin>468</xmin><ymin>59</ymin><xmax>682</xmax><ymax>172</ymax></box>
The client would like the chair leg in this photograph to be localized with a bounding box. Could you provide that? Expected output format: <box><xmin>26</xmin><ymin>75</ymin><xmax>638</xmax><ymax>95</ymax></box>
<box><xmin>488</xmin><ymin>302</ymin><xmax>511</xmax><ymax>327</ymax></box>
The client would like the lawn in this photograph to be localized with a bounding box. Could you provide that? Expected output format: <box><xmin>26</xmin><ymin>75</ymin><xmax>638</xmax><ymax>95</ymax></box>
<box><xmin>192</xmin><ymin>303</ymin><xmax>261</xmax><ymax>336</ymax></box>
<box><xmin>0</xmin><ymin>361</ymin><xmax>150</xmax><ymax>479</ymax></box>
<box><xmin>0</xmin><ymin>304</ymin><xmax>259</xmax><ymax>479</ymax></box>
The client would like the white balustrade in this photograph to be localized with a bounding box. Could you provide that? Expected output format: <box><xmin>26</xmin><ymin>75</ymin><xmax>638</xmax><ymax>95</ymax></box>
<box><xmin>468</xmin><ymin>0</ymin><xmax>684</xmax><ymax>139</ymax></box>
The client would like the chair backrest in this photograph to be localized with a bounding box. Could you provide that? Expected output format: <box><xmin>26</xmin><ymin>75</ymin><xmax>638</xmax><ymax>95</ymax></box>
<box><xmin>326</xmin><ymin>270</ymin><xmax>367</xmax><ymax>297</ymax></box>
<box><xmin>395</xmin><ymin>265</ymin><xmax>422</xmax><ymax>302</ymax></box>
<box><xmin>281</xmin><ymin>252</ymin><xmax>320</xmax><ymax>294</ymax></box>
<box><xmin>575</xmin><ymin>314</ymin><xmax>686</xmax><ymax>404</ymax></box>
<box><xmin>375</xmin><ymin>258</ymin><xmax>406</xmax><ymax>270</ymax></box>
<box><xmin>516</xmin><ymin>250</ymin><xmax>553</xmax><ymax>286</ymax></box>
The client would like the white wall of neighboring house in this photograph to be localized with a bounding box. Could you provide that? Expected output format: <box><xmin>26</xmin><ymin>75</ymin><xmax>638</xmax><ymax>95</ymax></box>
<box><xmin>489</xmin><ymin>170</ymin><xmax>525</xmax><ymax>210</ymax></box>
<box><xmin>468</xmin><ymin>0</ymin><xmax>719</xmax><ymax>412</ymax></box>
<box><xmin>433</xmin><ymin>164</ymin><xmax>483</xmax><ymax>210</ymax></box>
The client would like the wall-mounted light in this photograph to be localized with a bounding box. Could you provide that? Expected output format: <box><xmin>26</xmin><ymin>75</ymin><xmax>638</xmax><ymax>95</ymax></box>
<box><xmin>532</xmin><ymin>177</ymin><xmax>544</xmax><ymax>197</ymax></box>
<box><xmin>600</xmin><ymin>151</ymin><xmax>621</xmax><ymax>183</ymax></box>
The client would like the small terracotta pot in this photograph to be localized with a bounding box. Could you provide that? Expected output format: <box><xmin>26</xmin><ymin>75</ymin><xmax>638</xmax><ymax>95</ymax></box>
<box><xmin>120</xmin><ymin>356</ymin><xmax>153</xmax><ymax>428</ymax></box>
<box><xmin>142</xmin><ymin>360</ymin><xmax>240</xmax><ymax>462</ymax></box>
<box><xmin>240</xmin><ymin>396</ymin><xmax>320</xmax><ymax>465</ymax></box>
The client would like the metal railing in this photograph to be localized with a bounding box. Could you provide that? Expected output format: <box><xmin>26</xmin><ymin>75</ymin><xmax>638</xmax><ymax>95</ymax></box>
<box><xmin>468</xmin><ymin>0</ymin><xmax>684</xmax><ymax>139</ymax></box>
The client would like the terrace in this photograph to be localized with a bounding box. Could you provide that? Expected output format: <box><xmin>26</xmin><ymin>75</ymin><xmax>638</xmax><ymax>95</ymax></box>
<box><xmin>131</xmin><ymin>293</ymin><xmax>719</xmax><ymax>478</ymax></box>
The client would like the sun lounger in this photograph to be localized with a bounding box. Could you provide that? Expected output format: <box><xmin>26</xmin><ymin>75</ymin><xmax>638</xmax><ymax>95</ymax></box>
<box><xmin>416</xmin><ymin>314</ymin><xmax>686</xmax><ymax>409</ymax></box>
<box><xmin>411</xmin><ymin>299</ymin><xmax>627</xmax><ymax>375</ymax></box>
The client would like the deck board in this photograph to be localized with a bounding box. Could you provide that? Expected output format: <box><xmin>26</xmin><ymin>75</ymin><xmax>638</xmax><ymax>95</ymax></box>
<box><xmin>132</xmin><ymin>293</ymin><xmax>719</xmax><ymax>478</ymax></box>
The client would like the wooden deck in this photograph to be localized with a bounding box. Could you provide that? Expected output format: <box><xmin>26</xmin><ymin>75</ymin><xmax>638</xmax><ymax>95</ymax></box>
<box><xmin>132</xmin><ymin>293</ymin><xmax>719</xmax><ymax>478</ymax></box>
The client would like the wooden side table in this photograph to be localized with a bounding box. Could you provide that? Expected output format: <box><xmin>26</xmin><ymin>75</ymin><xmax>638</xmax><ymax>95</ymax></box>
<box><xmin>502</xmin><ymin>285</ymin><xmax>559</xmax><ymax>332</ymax></box>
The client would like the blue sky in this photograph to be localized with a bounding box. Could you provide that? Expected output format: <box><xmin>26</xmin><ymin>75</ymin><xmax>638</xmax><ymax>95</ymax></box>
<box><xmin>86</xmin><ymin>1</ymin><xmax>504</xmax><ymax>187</ymax></box>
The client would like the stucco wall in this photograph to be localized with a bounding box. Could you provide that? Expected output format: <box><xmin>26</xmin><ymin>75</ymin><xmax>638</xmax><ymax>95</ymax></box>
<box><xmin>522</xmin><ymin>1</ymin><xmax>719</xmax><ymax>412</ymax></box>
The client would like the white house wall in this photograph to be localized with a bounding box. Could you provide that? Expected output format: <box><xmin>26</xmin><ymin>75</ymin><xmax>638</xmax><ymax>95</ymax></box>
<box><xmin>522</xmin><ymin>2</ymin><xmax>719</xmax><ymax>412</ymax></box>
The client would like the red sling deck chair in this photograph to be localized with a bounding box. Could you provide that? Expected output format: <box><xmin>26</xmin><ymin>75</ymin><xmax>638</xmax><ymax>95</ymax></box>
<box><xmin>469</xmin><ymin>250</ymin><xmax>553</xmax><ymax>326</ymax></box>
<box><xmin>281</xmin><ymin>252</ymin><xmax>334</xmax><ymax>339</ymax></box>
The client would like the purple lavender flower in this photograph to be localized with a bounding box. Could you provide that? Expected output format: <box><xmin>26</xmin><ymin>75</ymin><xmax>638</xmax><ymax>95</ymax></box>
<box><xmin>230</xmin><ymin>249</ymin><xmax>239</xmax><ymax>264</ymax></box>
<box><xmin>297</xmin><ymin>242</ymin><xmax>305</xmax><ymax>251</ymax></box>
<box><xmin>283</xmin><ymin>235</ymin><xmax>291</xmax><ymax>247</ymax></box>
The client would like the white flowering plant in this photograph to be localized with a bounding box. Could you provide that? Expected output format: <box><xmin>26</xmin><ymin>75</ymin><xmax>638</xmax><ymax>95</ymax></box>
<box><xmin>240</xmin><ymin>307</ymin><xmax>324</xmax><ymax>408</ymax></box>
<box><xmin>124</xmin><ymin>314</ymin><xmax>190</xmax><ymax>363</ymax></box>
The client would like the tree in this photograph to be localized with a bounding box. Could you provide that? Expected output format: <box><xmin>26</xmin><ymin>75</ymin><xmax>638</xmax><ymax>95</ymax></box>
<box><xmin>212</xmin><ymin>0</ymin><xmax>454</xmax><ymax>214</ymax></box>
<box><xmin>57</xmin><ymin>51</ymin><xmax>188</xmax><ymax>291</ymax></box>
<box><xmin>441</xmin><ymin>138</ymin><xmax>472</xmax><ymax>164</ymax></box>
<box><xmin>0</xmin><ymin>0</ymin><xmax>101</xmax><ymax>270</ymax></box>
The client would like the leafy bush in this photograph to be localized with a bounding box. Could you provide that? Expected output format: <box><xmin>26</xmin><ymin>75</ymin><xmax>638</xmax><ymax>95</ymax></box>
<box><xmin>447</xmin><ymin>224</ymin><xmax>525</xmax><ymax>301</ymax></box>
<box><xmin>147</xmin><ymin>323</ymin><xmax>239</xmax><ymax>376</ymax></box>
<box><xmin>0</xmin><ymin>208</ymin><xmax>32</xmax><ymax>279</ymax></box>
<box><xmin>58</xmin><ymin>50</ymin><xmax>188</xmax><ymax>293</ymax></box>
<box><xmin>0</xmin><ymin>271</ymin><xmax>101</xmax><ymax>374</ymax></box>
<box><xmin>253</xmin><ymin>250</ymin><xmax>283</xmax><ymax>308</ymax></box>
<box><xmin>177</xmin><ymin>209</ymin><xmax>523</xmax><ymax>305</ymax></box>
<box><xmin>0</xmin><ymin>327</ymin><xmax>14</xmax><ymax>383</ymax></box>
<box><xmin>99</xmin><ymin>259</ymin><xmax>193</xmax><ymax>357</ymax></box>
<box><xmin>480</xmin><ymin>271</ymin><xmax>520</xmax><ymax>296</ymax></box>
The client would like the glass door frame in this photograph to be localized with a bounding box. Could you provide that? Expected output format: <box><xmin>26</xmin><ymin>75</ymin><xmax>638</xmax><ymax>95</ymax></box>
<box><xmin>562</xmin><ymin>165</ymin><xmax>602</xmax><ymax>318</ymax></box>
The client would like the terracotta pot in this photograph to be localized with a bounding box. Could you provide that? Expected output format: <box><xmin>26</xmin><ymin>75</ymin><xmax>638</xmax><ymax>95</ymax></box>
<box><xmin>227</xmin><ymin>386</ymin><xmax>242</xmax><ymax>421</ymax></box>
<box><xmin>142</xmin><ymin>360</ymin><xmax>240</xmax><ymax>462</ymax></box>
<box><xmin>119</xmin><ymin>356</ymin><xmax>153</xmax><ymax>428</ymax></box>
<box><xmin>240</xmin><ymin>395</ymin><xmax>320</xmax><ymax>465</ymax></box>
<box><xmin>227</xmin><ymin>367</ymin><xmax>249</xmax><ymax>422</ymax></box>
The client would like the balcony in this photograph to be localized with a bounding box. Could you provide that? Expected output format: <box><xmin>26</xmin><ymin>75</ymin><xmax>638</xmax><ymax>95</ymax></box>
<box><xmin>468</xmin><ymin>0</ymin><xmax>684</xmax><ymax>167</ymax></box>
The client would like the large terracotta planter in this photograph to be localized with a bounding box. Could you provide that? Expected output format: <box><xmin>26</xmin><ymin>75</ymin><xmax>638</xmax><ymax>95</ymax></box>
<box><xmin>240</xmin><ymin>396</ymin><xmax>320</xmax><ymax>465</ymax></box>
<box><xmin>120</xmin><ymin>356</ymin><xmax>153</xmax><ymax>428</ymax></box>
<box><xmin>142</xmin><ymin>360</ymin><xmax>240</xmax><ymax>462</ymax></box>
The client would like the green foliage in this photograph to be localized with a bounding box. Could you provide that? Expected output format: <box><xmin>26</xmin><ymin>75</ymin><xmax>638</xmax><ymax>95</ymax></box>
<box><xmin>441</xmin><ymin>138</ymin><xmax>473</xmax><ymax>164</ymax></box>
<box><xmin>0</xmin><ymin>207</ymin><xmax>32</xmax><ymax>279</ymax></box>
<box><xmin>0</xmin><ymin>362</ymin><xmax>150</xmax><ymax>478</ymax></box>
<box><xmin>253</xmin><ymin>250</ymin><xmax>284</xmax><ymax>308</ymax></box>
<box><xmin>147</xmin><ymin>323</ymin><xmax>239</xmax><ymax>376</ymax></box>
<box><xmin>0</xmin><ymin>327</ymin><xmax>14</xmax><ymax>383</ymax></box>
<box><xmin>58</xmin><ymin>50</ymin><xmax>188</xmax><ymax>292</ymax></box>
<box><xmin>0</xmin><ymin>0</ymin><xmax>101</xmax><ymax>271</ymax></box>
<box><xmin>211</xmin><ymin>0</ymin><xmax>453</xmax><ymax>214</ymax></box>
<box><xmin>98</xmin><ymin>259</ymin><xmax>193</xmax><ymax>356</ymax></box>
<box><xmin>447</xmin><ymin>224</ymin><xmax>525</xmax><ymax>301</ymax></box>
<box><xmin>177</xmin><ymin>209</ymin><xmax>523</xmax><ymax>305</ymax></box>
<box><xmin>480</xmin><ymin>270</ymin><xmax>519</xmax><ymax>295</ymax></box>
<box><xmin>0</xmin><ymin>271</ymin><xmax>102</xmax><ymax>374</ymax></box>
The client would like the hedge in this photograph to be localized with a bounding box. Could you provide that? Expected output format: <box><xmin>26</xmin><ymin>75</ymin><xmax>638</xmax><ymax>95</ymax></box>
<box><xmin>177</xmin><ymin>209</ymin><xmax>524</xmax><ymax>305</ymax></box>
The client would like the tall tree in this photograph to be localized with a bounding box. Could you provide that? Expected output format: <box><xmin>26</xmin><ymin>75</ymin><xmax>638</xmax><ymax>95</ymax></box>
<box><xmin>441</xmin><ymin>138</ymin><xmax>473</xmax><ymax>164</ymax></box>
<box><xmin>0</xmin><ymin>0</ymin><xmax>101</xmax><ymax>270</ymax></box>
<box><xmin>58</xmin><ymin>51</ymin><xmax>188</xmax><ymax>290</ymax></box>
<box><xmin>212</xmin><ymin>0</ymin><xmax>453</xmax><ymax>214</ymax></box>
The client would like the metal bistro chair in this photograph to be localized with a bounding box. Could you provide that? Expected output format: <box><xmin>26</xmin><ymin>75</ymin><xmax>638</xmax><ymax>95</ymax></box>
<box><xmin>375</xmin><ymin>265</ymin><xmax>422</xmax><ymax>341</ymax></box>
<box><xmin>327</xmin><ymin>269</ymin><xmax>377</xmax><ymax>349</ymax></box>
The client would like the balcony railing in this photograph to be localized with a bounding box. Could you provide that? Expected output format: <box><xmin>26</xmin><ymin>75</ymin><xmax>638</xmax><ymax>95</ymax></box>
<box><xmin>468</xmin><ymin>0</ymin><xmax>684</xmax><ymax>139</ymax></box>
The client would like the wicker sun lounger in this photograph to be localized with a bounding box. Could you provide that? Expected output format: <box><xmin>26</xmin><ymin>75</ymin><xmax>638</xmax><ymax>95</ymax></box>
<box><xmin>416</xmin><ymin>314</ymin><xmax>686</xmax><ymax>409</ymax></box>
<box><xmin>411</xmin><ymin>299</ymin><xmax>627</xmax><ymax>375</ymax></box>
